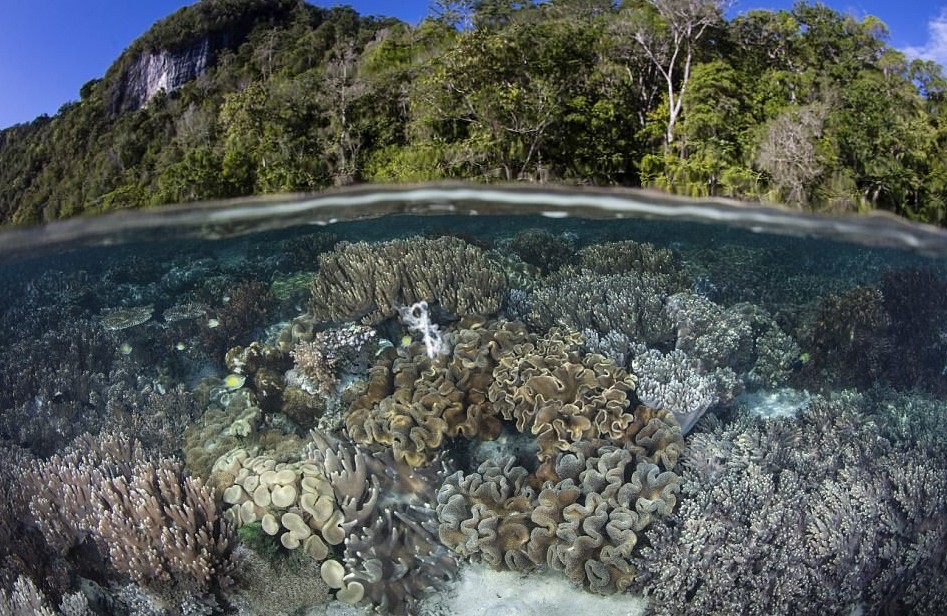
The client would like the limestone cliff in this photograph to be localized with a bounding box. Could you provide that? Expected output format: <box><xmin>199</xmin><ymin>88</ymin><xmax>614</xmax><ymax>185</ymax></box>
<box><xmin>108</xmin><ymin>37</ymin><xmax>213</xmax><ymax>114</ymax></box>
<box><xmin>105</xmin><ymin>0</ymin><xmax>298</xmax><ymax>115</ymax></box>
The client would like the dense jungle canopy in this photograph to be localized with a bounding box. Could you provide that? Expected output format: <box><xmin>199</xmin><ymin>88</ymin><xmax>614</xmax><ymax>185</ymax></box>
<box><xmin>1</xmin><ymin>0</ymin><xmax>946</xmax><ymax>226</ymax></box>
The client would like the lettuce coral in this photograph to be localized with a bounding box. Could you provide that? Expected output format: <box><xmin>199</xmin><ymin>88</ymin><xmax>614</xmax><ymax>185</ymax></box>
<box><xmin>436</xmin><ymin>439</ymin><xmax>680</xmax><ymax>594</ymax></box>
<box><xmin>487</xmin><ymin>328</ymin><xmax>643</xmax><ymax>464</ymax></box>
<box><xmin>345</xmin><ymin>318</ymin><xmax>533</xmax><ymax>467</ymax></box>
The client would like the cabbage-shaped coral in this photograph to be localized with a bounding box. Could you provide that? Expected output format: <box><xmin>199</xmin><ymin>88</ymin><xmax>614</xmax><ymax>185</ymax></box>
<box><xmin>346</xmin><ymin>319</ymin><xmax>533</xmax><ymax>467</ymax></box>
<box><xmin>487</xmin><ymin>328</ymin><xmax>641</xmax><ymax>462</ymax></box>
<box><xmin>435</xmin><ymin>456</ymin><xmax>543</xmax><ymax>571</ymax></box>
<box><xmin>309</xmin><ymin>236</ymin><xmax>507</xmax><ymax>325</ymax></box>
<box><xmin>436</xmin><ymin>440</ymin><xmax>680</xmax><ymax>595</ymax></box>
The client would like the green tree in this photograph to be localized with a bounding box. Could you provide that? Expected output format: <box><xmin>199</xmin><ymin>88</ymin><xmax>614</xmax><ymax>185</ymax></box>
<box><xmin>629</xmin><ymin>0</ymin><xmax>730</xmax><ymax>149</ymax></box>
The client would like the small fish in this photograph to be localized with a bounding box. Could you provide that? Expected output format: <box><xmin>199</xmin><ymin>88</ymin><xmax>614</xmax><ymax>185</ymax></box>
<box><xmin>207</xmin><ymin>318</ymin><xmax>220</xmax><ymax>328</ymax></box>
<box><xmin>175</xmin><ymin>342</ymin><xmax>186</xmax><ymax>351</ymax></box>
<box><xmin>222</xmin><ymin>373</ymin><xmax>246</xmax><ymax>390</ymax></box>
<box><xmin>400</xmin><ymin>335</ymin><xmax>413</xmax><ymax>347</ymax></box>
<box><xmin>119</xmin><ymin>342</ymin><xmax>133</xmax><ymax>355</ymax></box>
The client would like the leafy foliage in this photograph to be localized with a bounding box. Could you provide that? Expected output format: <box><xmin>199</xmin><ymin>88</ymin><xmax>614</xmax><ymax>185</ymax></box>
<box><xmin>1</xmin><ymin>0</ymin><xmax>946</xmax><ymax>225</ymax></box>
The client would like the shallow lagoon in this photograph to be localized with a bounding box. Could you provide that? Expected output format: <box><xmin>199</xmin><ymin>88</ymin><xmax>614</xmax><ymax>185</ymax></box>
<box><xmin>0</xmin><ymin>185</ymin><xmax>945</xmax><ymax>616</ymax></box>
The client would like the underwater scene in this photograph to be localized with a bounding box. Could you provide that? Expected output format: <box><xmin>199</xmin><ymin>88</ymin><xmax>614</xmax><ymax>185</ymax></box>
<box><xmin>0</xmin><ymin>186</ymin><xmax>945</xmax><ymax>616</ymax></box>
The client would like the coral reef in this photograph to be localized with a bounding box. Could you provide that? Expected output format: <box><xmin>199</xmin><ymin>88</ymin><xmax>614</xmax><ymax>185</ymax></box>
<box><xmin>184</xmin><ymin>383</ymin><xmax>267</xmax><ymax>479</ymax></box>
<box><xmin>877</xmin><ymin>268</ymin><xmax>947</xmax><ymax>393</ymax></box>
<box><xmin>575</xmin><ymin>240</ymin><xmax>686</xmax><ymax>283</ymax></box>
<box><xmin>0</xmin><ymin>318</ymin><xmax>198</xmax><ymax>458</ymax></box>
<box><xmin>2</xmin><ymin>216</ymin><xmax>945</xmax><ymax>616</ymax></box>
<box><xmin>436</xmin><ymin>440</ymin><xmax>681</xmax><ymax>594</ymax></box>
<box><xmin>309</xmin><ymin>236</ymin><xmax>508</xmax><ymax>325</ymax></box>
<box><xmin>17</xmin><ymin>432</ymin><xmax>237</xmax><ymax>610</ymax></box>
<box><xmin>225</xmin><ymin>546</ymin><xmax>332</xmax><ymax>616</ymax></box>
<box><xmin>0</xmin><ymin>575</ymin><xmax>92</xmax><ymax>616</ymax></box>
<box><xmin>346</xmin><ymin>318</ymin><xmax>532</xmax><ymax>467</ymax></box>
<box><xmin>307</xmin><ymin>429</ymin><xmax>458</xmax><ymax>615</ymax></box>
<box><xmin>202</xmin><ymin>279</ymin><xmax>277</xmax><ymax>359</ymax></box>
<box><xmin>747</xmin><ymin>320</ymin><xmax>801</xmax><ymax>389</ymax></box>
<box><xmin>800</xmin><ymin>270</ymin><xmax>947</xmax><ymax>394</ymax></box>
<box><xmin>633</xmin><ymin>391</ymin><xmax>947</xmax><ymax>615</ymax></box>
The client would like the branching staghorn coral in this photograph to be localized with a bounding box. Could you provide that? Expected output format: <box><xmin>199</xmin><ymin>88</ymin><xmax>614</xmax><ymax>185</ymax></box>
<box><xmin>309</xmin><ymin>236</ymin><xmax>508</xmax><ymax>325</ymax></box>
<box><xmin>665</xmin><ymin>291</ymin><xmax>756</xmax><ymax>371</ymax></box>
<box><xmin>526</xmin><ymin>271</ymin><xmax>678</xmax><ymax>346</ymax></box>
<box><xmin>633</xmin><ymin>391</ymin><xmax>947</xmax><ymax>616</ymax></box>
<box><xmin>20</xmin><ymin>432</ymin><xmax>237</xmax><ymax>606</ymax></box>
<box><xmin>505</xmin><ymin>228</ymin><xmax>577</xmax><ymax>275</ymax></box>
<box><xmin>631</xmin><ymin>348</ymin><xmax>741</xmax><ymax>435</ymax></box>
<box><xmin>575</xmin><ymin>240</ymin><xmax>687</xmax><ymax>281</ymax></box>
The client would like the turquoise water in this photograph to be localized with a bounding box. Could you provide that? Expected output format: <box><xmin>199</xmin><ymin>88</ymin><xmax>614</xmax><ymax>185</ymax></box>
<box><xmin>0</xmin><ymin>186</ymin><xmax>945</xmax><ymax>615</ymax></box>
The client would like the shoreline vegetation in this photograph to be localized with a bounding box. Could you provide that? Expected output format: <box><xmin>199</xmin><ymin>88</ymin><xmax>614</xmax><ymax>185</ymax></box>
<box><xmin>2</xmin><ymin>0</ymin><xmax>946</xmax><ymax>227</ymax></box>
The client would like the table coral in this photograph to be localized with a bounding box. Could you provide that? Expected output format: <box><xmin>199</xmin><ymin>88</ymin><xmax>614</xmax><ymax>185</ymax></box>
<box><xmin>98</xmin><ymin>305</ymin><xmax>154</xmax><ymax>330</ymax></box>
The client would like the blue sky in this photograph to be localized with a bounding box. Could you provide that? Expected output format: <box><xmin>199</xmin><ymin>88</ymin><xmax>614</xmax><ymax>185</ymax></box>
<box><xmin>0</xmin><ymin>1</ymin><xmax>945</xmax><ymax>129</ymax></box>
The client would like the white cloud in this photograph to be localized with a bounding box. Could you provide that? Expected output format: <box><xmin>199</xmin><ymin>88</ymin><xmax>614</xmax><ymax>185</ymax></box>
<box><xmin>903</xmin><ymin>9</ymin><xmax>947</xmax><ymax>67</ymax></box>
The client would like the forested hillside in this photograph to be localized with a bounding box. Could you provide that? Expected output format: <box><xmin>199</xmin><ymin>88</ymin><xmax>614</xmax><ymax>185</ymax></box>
<box><xmin>2</xmin><ymin>0</ymin><xmax>946</xmax><ymax>226</ymax></box>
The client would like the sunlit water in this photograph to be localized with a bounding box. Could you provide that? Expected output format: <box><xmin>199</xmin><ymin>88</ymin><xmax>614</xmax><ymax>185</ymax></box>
<box><xmin>0</xmin><ymin>185</ymin><xmax>945</xmax><ymax>616</ymax></box>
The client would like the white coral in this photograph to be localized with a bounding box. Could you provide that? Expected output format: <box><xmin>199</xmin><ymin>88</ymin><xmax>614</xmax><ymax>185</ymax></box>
<box><xmin>399</xmin><ymin>301</ymin><xmax>449</xmax><ymax>359</ymax></box>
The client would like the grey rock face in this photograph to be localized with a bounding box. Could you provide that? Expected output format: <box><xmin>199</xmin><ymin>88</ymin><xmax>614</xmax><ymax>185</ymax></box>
<box><xmin>109</xmin><ymin>37</ymin><xmax>211</xmax><ymax>114</ymax></box>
